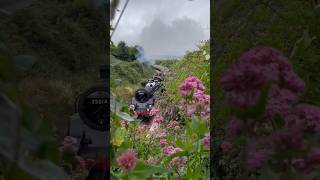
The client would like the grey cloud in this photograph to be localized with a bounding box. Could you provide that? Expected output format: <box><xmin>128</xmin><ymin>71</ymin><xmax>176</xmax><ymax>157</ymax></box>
<box><xmin>138</xmin><ymin>17</ymin><xmax>205</xmax><ymax>59</ymax></box>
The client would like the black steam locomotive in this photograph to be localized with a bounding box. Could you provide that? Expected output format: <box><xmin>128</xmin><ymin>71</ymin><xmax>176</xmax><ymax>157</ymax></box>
<box><xmin>130</xmin><ymin>75</ymin><xmax>165</xmax><ymax>124</ymax></box>
<box><xmin>68</xmin><ymin>65</ymin><xmax>108</xmax><ymax>179</ymax></box>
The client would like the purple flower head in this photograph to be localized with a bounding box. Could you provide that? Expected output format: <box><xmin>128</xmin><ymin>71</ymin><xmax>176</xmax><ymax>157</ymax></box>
<box><xmin>152</xmin><ymin>115</ymin><xmax>164</xmax><ymax>123</ymax></box>
<box><xmin>159</xmin><ymin>139</ymin><xmax>167</xmax><ymax>147</ymax></box>
<box><xmin>116</xmin><ymin>149</ymin><xmax>138</xmax><ymax>172</ymax></box>
<box><xmin>221</xmin><ymin>47</ymin><xmax>304</xmax><ymax>110</ymax></box>
<box><xmin>225</xmin><ymin>117</ymin><xmax>243</xmax><ymax>140</ymax></box>
<box><xmin>246</xmin><ymin>141</ymin><xmax>272</xmax><ymax>172</ymax></box>
<box><xmin>166</xmin><ymin>146</ymin><xmax>175</xmax><ymax>155</ymax></box>
<box><xmin>150</xmin><ymin>107</ymin><xmax>160</xmax><ymax>116</ymax></box>
<box><xmin>293</xmin><ymin>104</ymin><xmax>320</xmax><ymax>134</ymax></box>
<box><xmin>203</xmin><ymin>132</ymin><xmax>210</xmax><ymax>150</ymax></box>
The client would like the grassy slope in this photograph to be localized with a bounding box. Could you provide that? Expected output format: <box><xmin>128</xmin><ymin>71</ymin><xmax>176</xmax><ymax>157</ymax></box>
<box><xmin>0</xmin><ymin>0</ymin><xmax>107</xmax><ymax>135</ymax></box>
<box><xmin>165</xmin><ymin>41</ymin><xmax>210</xmax><ymax>102</ymax></box>
<box><xmin>110</xmin><ymin>55</ymin><xmax>154</xmax><ymax>103</ymax></box>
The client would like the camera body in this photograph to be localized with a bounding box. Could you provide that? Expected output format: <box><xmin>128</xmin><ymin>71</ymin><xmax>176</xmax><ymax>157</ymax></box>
<box><xmin>68</xmin><ymin>65</ymin><xmax>108</xmax><ymax>159</ymax></box>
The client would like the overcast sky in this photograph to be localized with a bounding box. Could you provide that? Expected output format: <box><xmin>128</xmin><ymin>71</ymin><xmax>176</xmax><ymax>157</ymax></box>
<box><xmin>111</xmin><ymin>0</ymin><xmax>210</xmax><ymax>60</ymax></box>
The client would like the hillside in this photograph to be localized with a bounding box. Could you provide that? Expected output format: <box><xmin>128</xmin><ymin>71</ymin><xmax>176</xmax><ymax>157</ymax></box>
<box><xmin>165</xmin><ymin>41</ymin><xmax>210</xmax><ymax>102</ymax></box>
<box><xmin>110</xmin><ymin>55</ymin><xmax>155</xmax><ymax>103</ymax></box>
<box><xmin>0</xmin><ymin>0</ymin><xmax>107</xmax><ymax>136</ymax></box>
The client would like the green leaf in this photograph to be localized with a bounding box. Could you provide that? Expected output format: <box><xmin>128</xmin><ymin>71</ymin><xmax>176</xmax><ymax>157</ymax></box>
<box><xmin>128</xmin><ymin>160</ymin><xmax>168</xmax><ymax>179</ymax></box>
<box><xmin>112</xmin><ymin>128</ymin><xmax>127</xmax><ymax>147</ymax></box>
<box><xmin>259</xmin><ymin>166</ymin><xmax>278</xmax><ymax>180</ymax></box>
<box><xmin>116</xmin><ymin>112</ymin><xmax>135</xmax><ymax>122</ymax></box>
<box><xmin>169</xmin><ymin>151</ymin><xmax>189</xmax><ymax>159</ymax></box>
<box><xmin>13</xmin><ymin>55</ymin><xmax>37</xmax><ymax>73</ymax></box>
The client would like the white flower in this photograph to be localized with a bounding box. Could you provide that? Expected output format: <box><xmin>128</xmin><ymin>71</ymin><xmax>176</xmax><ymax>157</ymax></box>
<box><xmin>205</xmin><ymin>54</ymin><xmax>210</xmax><ymax>61</ymax></box>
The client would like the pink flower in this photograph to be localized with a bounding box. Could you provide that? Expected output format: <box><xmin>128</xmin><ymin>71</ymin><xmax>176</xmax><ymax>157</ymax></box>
<box><xmin>156</xmin><ymin>130</ymin><xmax>167</xmax><ymax>138</ymax></box>
<box><xmin>179</xmin><ymin>99</ymin><xmax>187</xmax><ymax>106</ymax></box>
<box><xmin>75</xmin><ymin>156</ymin><xmax>86</xmax><ymax>170</ymax></box>
<box><xmin>166</xmin><ymin>146</ymin><xmax>183</xmax><ymax>155</ymax></box>
<box><xmin>166</xmin><ymin>146</ymin><xmax>176</xmax><ymax>155</ymax></box>
<box><xmin>150</xmin><ymin>107</ymin><xmax>160</xmax><ymax>116</ymax></box>
<box><xmin>246</xmin><ymin>141</ymin><xmax>272</xmax><ymax>172</ymax></box>
<box><xmin>116</xmin><ymin>149</ymin><xmax>138</xmax><ymax>172</ymax></box>
<box><xmin>187</xmin><ymin>105</ymin><xmax>197</xmax><ymax>116</ymax></box>
<box><xmin>152</xmin><ymin>115</ymin><xmax>164</xmax><ymax>123</ymax></box>
<box><xmin>220</xmin><ymin>47</ymin><xmax>304</xmax><ymax>110</ymax></box>
<box><xmin>63</xmin><ymin>136</ymin><xmax>77</xmax><ymax>146</ymax></box>
<box><xmin>120</xmin><ymin>120</ymin><xmax>126</xmax><ymax>128</ymax></box>
<box><xmin>220</xmin><ymin>141</ymin><xmax>232</xmax><ymax>153</ymax></box>
<box><xmin>203</xmin><ymin>132</ymin><xmax>210</xmax><ymax>150</ymax></box>
<box><xmin>167</xmin><ymin>121</ymin><xmax>179</xmax><ymax>129</ymax></box>
<box><xmin>169</xmin><ymin>157</ymin><xmax>187</xmax><ymax>172</ymax></box>
<box><xmin>179</xmin><ymin>76</ymin><xmax>205</xmax><ymax>97</ymax></box>
<box><xmin>225</xmin><ymin>117</ymin><xmax>243</xmax><ymax>140</ymax></box>
<box><xmin>136</xmin><ymin>124</ymin><xmax>147</xmax><ymax>133</ymax></box>
<box><xmin>193</xmin><ymin>90</ymin><xmax>204</xmax><ymax>100</ymax></box>
<box><xmin>147</xmin><ymin>157</ymin><xmax>157</xmax><ymax>165</ymax></box>
<box><xmin>160</xmin><ymin>139</ymin><xmax>167</xmax><ymax>147</ymax></box>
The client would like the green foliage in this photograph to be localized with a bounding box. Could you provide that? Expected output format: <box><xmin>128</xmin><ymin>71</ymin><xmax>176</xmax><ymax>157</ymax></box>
<box><xmin>111</xmin><ymin>41</ymin><xmax>139</xmax><ymax>61</ymax></box>
<box><xmin>165</xmin><ymin>41</ymin><xmax>210</xmax><ymax>102</ymax></box>
<box><xmin>154</xmin><ymin>59</ymin><xmax>179</xmax><ymax>68</ymax></box>
<box><xmin>0</xmin><ymin>0</ymin><xmax>107</xmax><ymax>136</ymax></box>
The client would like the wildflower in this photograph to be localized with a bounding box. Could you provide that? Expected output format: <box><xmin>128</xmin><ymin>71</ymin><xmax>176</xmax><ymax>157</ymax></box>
<box><xmin>166</xmin><ymin>146</ymin><xmax>176</xmax><ymax>155</ymax></box>
<box><xmin>160</xmin><ymin>139</ymin><xmax>167</xmax><ymax>147</ymax></box>
<box><xmin>225</xmin><ymin>117</ymin><xmax>243</xmax><ymax>140</ymax></box>
<box><xmin>156</xmin><ymin>130</ymin><xmax>167</xmax><ymax>138</ymax></box>
<box><xmin>136</xmin><ymin>124</ymin><xmax>147</xmax><ymax>133</ymax></box>
<box><xmin>203</xmin><ymin>132</ymin><xmax>210</xmax><ymax>150</ymax></box>
<box><xmin>179</xmin><ymin>99</ymin><xmax>187</xmax><ymax>106</ymax></box>
<box><xmin>149</xmin><ymin>123</ymin><xmax>159</xmax><ymax>133</ymax></box>
<box><xmin>75</xmin><ymin>156</ymin><xmax>87</xmax><ymax>170</ymax></box>
<box><xmin>150</xmin><ymin>107</ymin><xmax>160</xmax><ymax>116</ymax></box>
<box><xmin>120</xmin><ymin>120</ymin><xmax>126</xmax><ymax>128</ymax></box>
<box><xmin>179</xmin><ymin>76</ymin><xmax>205</xmax><ymax>97</ymax></box>
<box><xmin>247</xmin><ymin>141</ymin><xmax>272</xmax><ymax>172</ymax></box>
<box><xmin>116</xmin><ymin>149</ymin><xmax>138</xmax><ymax>172</ymax></box>
<box><xmin>167</xmin><ymin>121</ymin><xmax>179</xmax><ymax>129</ymax></box>
<box><xmin>292</xmin><ymin>104</ymin><xmax>320</xmax><ymax>134</ymax></box>
<box><xmin>169</xmin><ymin>157</ymin><xmax>187</xmax><ymax>172</ymax></box>
<box><xmin>147</xmin><ymin>157</ymin><xmax>157</xmax><ymax>165</ymax></box>
<box><xmin>220</xmin><ymin>141</ymin><xmax>232</xmax><ymax>153</ymax></box>
<box><xmin>152</xmin><ymin>115</ymin><xmax>164</xmax><ymax>123</ymax></box>
<box><xmin>187</xmin><ymin>105</ymin><xmax>197</xmax><ymax>116</ymax></box>
<box><xmin>63</xmin><ymin>136</ymin><xmax>77</xmax><ymax>146</ymax></box>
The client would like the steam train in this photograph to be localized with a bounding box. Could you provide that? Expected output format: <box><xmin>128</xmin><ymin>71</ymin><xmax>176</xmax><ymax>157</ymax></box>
<box><xmin>129</xmin><ymin>75</ymin><xmax>164</xmax><ymax>123</ymax></box>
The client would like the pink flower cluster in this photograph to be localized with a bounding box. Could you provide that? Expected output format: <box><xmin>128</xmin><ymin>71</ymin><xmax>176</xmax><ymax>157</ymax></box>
<box><xmin>150</xmin><ymin>107</ymin><xmax>160</xmax><ymax>116</ymax></box>
<box><xmin>166</xmin><ymin>146</ymin><xmax>183</xmax><ymax>155</ymax></box>
<box><xmin>179</xmin><ymin>76</ymin><xmax>205</xmax><ymax>97</ymax></box>
<box><xmin>220</xmin><ymin>47</ymin><xmax>305</xmax><ymax>115</ymax></box>
<box><xmin>220</xmin><ymin>47</ymin><xmax>320</xmax><ymax>176</ymax></box>
<box><xmin>167</xmin><ymin>120</ymin><xmax>179</xmax><ymax>130</ymax></box>
<box><xmin>165</xmin><ymin>146</ymin><xmax>187</xmax><ymax>172</ymax></box>
<box><xmin>116</xmin><ymin>149</ymin><xmax>138</xmax><ymax>172</ymax></box>
<box><xmin>152</xmin><ymin>115</ymin><xmax>164</xmax><ymax>123</ymax></box>
<box><xmin>179</xmin><ymin>76</ymin><xmax>210</xmax><ymax>118</ymax></box>
<box><xmin>202</xmin><ymin>132</ymin><xmax>210</xmax><ymax>150</ymax></box>
<box><xmin>169</xmin><ymin>156</ymin><xmax>187</xmax><ymax>172</ymax></box>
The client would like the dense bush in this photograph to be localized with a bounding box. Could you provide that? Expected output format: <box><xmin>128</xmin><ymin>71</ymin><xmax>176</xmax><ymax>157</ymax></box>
<box><xmin>212</xmin><ymin>0</ymin><xmax>320</xmax><ymax>178</ymax></box>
